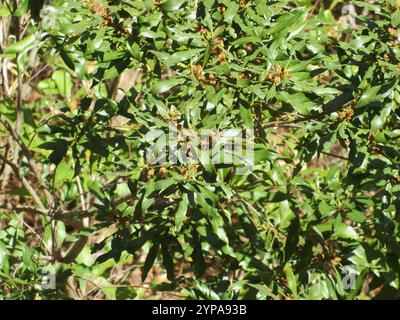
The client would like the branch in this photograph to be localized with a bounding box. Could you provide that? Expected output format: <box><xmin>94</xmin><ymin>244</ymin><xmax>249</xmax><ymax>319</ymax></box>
<box><xmin>0</xmin><ymin>115</ymin><xmax>53</xmax><ymax>205</ymax></box>
<box><xmin>0</xmin><ymin>152</ymin><xmax>46</xmax><ymax>211</ymax></box>
<box><xmin>321</xmin><ymin>151</ymin><xmax>348</xmax><ymax>160</ymax></box>
<box><xmin>59</xmin><ymin>176</ymin><xmax>90</xmax><ymax>263</ymax></box>
<box><xmin>0</xmin><ymin>189</ymin><xmax>134</xmax><ymax>263</ymax></box>
<box><xmin>2</xmin><ymin>210</ymin><xmax>51</xmax><ymax>254</ymax></box>
<box><xmin>262</xmin><ymin>92</ymin><xmax>355</xmax><ymax>129</ymax></box>
<box><xmin>0</xmin><ymin>205</ymin><xmax>49</xmax><ymax>216</ymax></box>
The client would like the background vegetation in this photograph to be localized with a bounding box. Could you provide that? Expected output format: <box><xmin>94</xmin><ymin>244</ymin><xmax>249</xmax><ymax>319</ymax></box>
<box><xmin>1</xmin><ymin>0</ymin><xmax>400</xmax><ymax>300</ymax></box>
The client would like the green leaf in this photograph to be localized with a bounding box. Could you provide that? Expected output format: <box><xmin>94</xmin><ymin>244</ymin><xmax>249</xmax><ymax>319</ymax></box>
<box><xmin>334</xmin><ymin>223</ymin><xmax>359</xmax><ymax>240</ymax></box>
<box><xmin>5</xmin><ymin>34</ymin><xmax>36</xmax><ymax>55</ymax></box>
<box><xmin>13</xmin><ymin>0</ymin><xmax>29</xmax><ymax>17</ymax></box>
<box><xmin>52</xmin><ymin>70</ymin><xmax>73</xmax><ymax>100</ymax></box>
<box><xmin>224</xmin><ymin>2</ymin><xmax>239</xmax><ymax>23</ymax></box>
<box><xmin>284</xmin><ymin>263</ymin><xmax>298</xmax><ymax>297</ymax></box>
<box><xmin>355</xmin><ymin>85</ymin><xmax>381</xmax><ymax>108</ymax></box>
<box><xmin>150</xmin><ymin>78</ymin><xmax>185</xmax><ymax>95</ymax></box>
<box><xmin>161</xmin><ymin>0</ymin><xmax>185</xmax><ymax>12</ymax></box>
<box><xmin>161</xmin><ymin>241</ymin><xmax>174</xmax><ymax>281</ymax></box>
<box><xmin>175</xmin><ymin>193</ymin><xmax>189</xmax><ymax>231</ymax></box>
<box><xmin>0</xmin><ymin>3</ymin><xmax>11</xmax><ymax>17</ymax></box>
<box><xmin>392</xmin><ymin>9</ymin><xmax>400</xmax><ymax>27</ymax></box>
<box><xmin>239</xmin><ymin>104</ymin><xmax>253</xmax><ymax>128</ymax></box>
<box><xmin>39</xmin><ymin>139</ymin><xmax>69</xmax><ymax>165</ymax></box>
<box><xmin>141</xmin><ymin>243</ymin><xmax>159</xmax><ymax>282</ymax></box>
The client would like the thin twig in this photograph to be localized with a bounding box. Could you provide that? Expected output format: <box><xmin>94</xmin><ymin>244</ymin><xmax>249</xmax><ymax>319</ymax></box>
<box><xmin>0</xmin><ymin>115</ymin><xmax>53</xmax><ymax>205</ymax></box>
<box><xmin>0</xmin><ymin>152</ymin><xmax>46</xmax><ymax>211</ymax></box>
<box><xmin>321</xmin><ymin>151</ymin><xmax>348</xmax><ymax>160</ymax></box>
<box><xmin>2</xmin><ymin>211</ymin><xmax>51</xmax><ymax>253</ymax></box>
<box><xmin>232</xmin><ymin>190</ymin><xmax>286</xmax><ymax>240</ymax></box>
<box><xmin>0</xmin><ymin>205</ymin><xmax>49</xmax><ymax>216</ymax></box>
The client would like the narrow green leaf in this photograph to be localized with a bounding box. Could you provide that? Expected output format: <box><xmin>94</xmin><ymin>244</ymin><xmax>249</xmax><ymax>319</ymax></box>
<box><xmin>141</xmin><ymin>243</ymin><xmax>159</xmax><ymax>282</ymax></box>
<box><xmin>175</xmin><ymin>193</ymin><xmax>189</xmax><ymax>231</ymax></box>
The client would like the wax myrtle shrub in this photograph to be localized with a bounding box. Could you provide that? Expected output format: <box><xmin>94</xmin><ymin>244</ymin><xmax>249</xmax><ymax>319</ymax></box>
<box><xmin>0</xmin><ymin>0</ymin><xmax>400</xmax><ymax>299</ymax></box>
